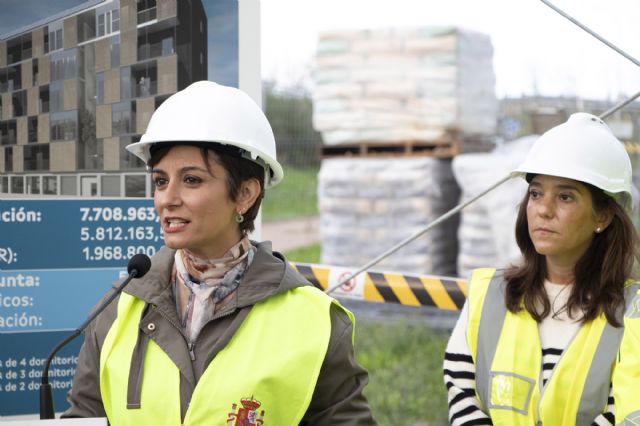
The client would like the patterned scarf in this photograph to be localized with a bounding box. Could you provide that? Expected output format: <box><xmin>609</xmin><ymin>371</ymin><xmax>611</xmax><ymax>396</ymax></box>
<box><xmin>171</xmin><ymin>237</ymin><xmax>254</xmax><ymax>343</ymax></box>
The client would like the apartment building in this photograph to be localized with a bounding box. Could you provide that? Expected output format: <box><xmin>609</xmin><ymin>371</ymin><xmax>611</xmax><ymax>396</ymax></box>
<box><xmin>0</xmin><ymin>0</ymin><xmax>207</xmax><ymax>197</ymax></box>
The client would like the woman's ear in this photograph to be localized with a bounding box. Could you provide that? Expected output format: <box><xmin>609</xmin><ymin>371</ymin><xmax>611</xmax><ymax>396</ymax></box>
<box><xmin>236</xmin><ymin>178</ymin><xmax>261</xmax><ymax>213</ymax></box>
<box><xmin>595</xmin><ymin>206</ymin><xmax>614</xmax><ymax>233</ymax></box>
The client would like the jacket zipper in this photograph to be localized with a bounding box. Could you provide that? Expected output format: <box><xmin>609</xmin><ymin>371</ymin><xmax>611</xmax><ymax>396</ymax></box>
<box><xmin>154</xmin><ymin>302</ymin><xmax>240</xmax><ymax>362</ymax></box>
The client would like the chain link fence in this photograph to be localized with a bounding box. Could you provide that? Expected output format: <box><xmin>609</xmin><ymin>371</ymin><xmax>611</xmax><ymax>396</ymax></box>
<box><xmin>262</xmin><ymin>83</ymin><xmax>322</xmax><ymax>221</ymax></box>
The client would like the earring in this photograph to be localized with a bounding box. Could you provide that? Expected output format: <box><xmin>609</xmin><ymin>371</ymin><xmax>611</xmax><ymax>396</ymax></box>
<box><xmin>595</xmin><ymin>227</ymin><xmax>602</xmax><ymax>233</ymax></box>
<box><xmin>235</xmin><ymin>211</ymin><xmax>245</xmax><ymax>224</ymax></box>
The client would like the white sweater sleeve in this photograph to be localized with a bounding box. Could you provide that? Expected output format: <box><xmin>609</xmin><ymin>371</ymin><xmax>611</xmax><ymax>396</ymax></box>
<box><xmin>443</xmin><ymin>301</ymin><xmax>493</xmax><ymax>425</ymax></box>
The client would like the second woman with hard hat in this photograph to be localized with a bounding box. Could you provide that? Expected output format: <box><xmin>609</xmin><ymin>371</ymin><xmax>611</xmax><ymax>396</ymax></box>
<box><xmin>443</xmin><ymin>112</ymin><xmax>640</xmax><ymax>425</ymax></box>
<box><xmin>63</xmin><ymin>81</ymin><xmax>376</xmax><ymax>425</ymax></box>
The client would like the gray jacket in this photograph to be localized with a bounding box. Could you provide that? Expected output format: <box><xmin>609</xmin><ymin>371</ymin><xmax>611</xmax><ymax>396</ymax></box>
<box><xmin>63</xmin><ymin>241</ymin><xmax>376</xmax><ymax>425</ymax></box>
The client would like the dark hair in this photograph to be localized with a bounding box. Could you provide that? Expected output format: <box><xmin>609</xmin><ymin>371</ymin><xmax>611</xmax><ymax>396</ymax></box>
<box><xmin>504</xmin><ymin>181</ymin><xmax>638</xmax><ymax>327</ymax></box>
<box><xmin>148</xmin><ymin>142</ymin><xmax>265</xmax><ymax>234</ymax></box>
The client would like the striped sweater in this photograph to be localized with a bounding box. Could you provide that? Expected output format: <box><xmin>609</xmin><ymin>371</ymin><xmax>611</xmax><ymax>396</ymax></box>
<box><xmin>443</xmin><ymin>281</ymin><xmax>615</xmax><ymax>425</ymax></box>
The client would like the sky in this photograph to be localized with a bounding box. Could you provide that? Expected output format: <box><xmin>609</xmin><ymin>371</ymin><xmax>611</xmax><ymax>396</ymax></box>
<box><xmin>261</xmin><ymin>0</ymin><xmax>640</xmax><ymax>100</ymax></box>
<box><xmin>1</xmin><ymin>0</ymin><xmax>640</xmax><ymax>100</ymax></box>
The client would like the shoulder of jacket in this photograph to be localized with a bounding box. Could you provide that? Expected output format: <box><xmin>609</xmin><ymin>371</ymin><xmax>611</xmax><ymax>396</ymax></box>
<box><xmin>469</xmin><ymin>267</ymin><xmax>499</xmax><ymax>285</ymax></box>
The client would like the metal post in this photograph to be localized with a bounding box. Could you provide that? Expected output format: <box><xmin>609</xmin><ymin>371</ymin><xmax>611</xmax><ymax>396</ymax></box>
<box><xmin>239</xmin><ymin>0</ymin><xmax>264</xmax><ymax>240</ymax></box>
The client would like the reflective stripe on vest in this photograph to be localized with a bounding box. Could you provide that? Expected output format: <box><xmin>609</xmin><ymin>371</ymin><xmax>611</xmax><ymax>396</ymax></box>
<box><xmin>466</xmin><ymin>268</ymin><xmax>627</xmax><ymax>425</ymax></box>
<box><xmin>100</xmin><ymin>286</ymin><xmax>347</xmax><ymax>425</ymax></box>
<box><xmin>614</xmin><ymin>285</ymin><xmax>640</xmax><ymax>426</ymax></box>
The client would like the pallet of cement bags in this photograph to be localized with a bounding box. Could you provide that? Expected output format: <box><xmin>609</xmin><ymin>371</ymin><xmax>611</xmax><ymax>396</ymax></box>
<box><xmin>319</xmin><ymin>157</ymin><xmax>460</xmax><ymax>276</ymax></box>
<box><xmin>452</xmin><ymin>136</ymin><xmax>538</xmax><ymax>279</ymax></box>
<box><xmin>311</xmin><ymin>26</ymin><xmax>497</xmax><ymax>151</ymax></box>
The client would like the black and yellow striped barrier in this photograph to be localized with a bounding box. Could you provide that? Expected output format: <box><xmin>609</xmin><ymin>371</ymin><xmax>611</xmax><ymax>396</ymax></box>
<box><xmin>290</xmin><ymin>262</ymin><xmax>467</xmax><ymax>311</ymax></box>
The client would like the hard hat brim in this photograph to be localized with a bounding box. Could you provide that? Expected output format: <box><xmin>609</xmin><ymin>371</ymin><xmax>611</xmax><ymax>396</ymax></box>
<box><xmin>125</xmin><ymin>138</ymin><xmax>284</xmax><ymax>188</ymax></box>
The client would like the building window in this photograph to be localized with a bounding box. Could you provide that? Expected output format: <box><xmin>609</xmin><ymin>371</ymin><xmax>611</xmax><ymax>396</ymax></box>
<box><xmin>120</xmin><ymin>67</ymin><xmax>132</xmax><ymax>100</ymax></box>
<box><xmin>60</xmin><ymin>175</ymin><xmax>78</xmax><ymax>196</ymax></box>
<box><xmin>27</xmin><ymin>176</ymin><xmax>41</xmax><ymax>194</ymax></box>
<box><xmin>137</xmin><ymin>75</ymin><xmax>151</xmax><ymax>97</ymax></box>
<box><xmin>101</xmin><ymin>175</ymin><xmax>121</xmax><ymax>196</ymax></box>
<box><xmin>24</xmin><ymin>145</ymin><xmax>50</xmax><ymax>171</ymax></box>
<box><xmin>77</xmin><ymin>9</ymin><xmax>97</xmax><ymax>43</ymax></box>
<box><xmin>11</xmin><ymin>175</ymin><xmax>24</xmax><ymax>194</ymax></box>
<box><xmin>111</xmin><ymin>35</ymin><xmax>120</xmax><ymax>67</ymax></box>
<box><xmin>112</xmin><ymin>9</ymin><xmax>120</xmax><ymax>32</ymax></box>
<box><xmin>112</xmin><ymin>101</ymin><xmax>135</xmax><ymax>136</ymax></box>
<box><xmin>78</xmin><ymin>133</ymin><xmax>103</xmax><ymax>171</ymax></box>
<box><xmin>7</xmin><ymin>65</ymin><xmax>22</xmax><ymax>92</ymax></box>
<box><xmin>0</xmin><ymin>176</ymin><xmax>7</xmax><ymax>193</ymax></box>
<box><xmin>5</xmin><ymin>147</ymin><xmax>13</xmax><ymax>172</ymax></box>
<box><xmin>125</xmin><ymin>174</ymin><xmax>146</xmax><ymax>197</ymax></box>
<box><xmin>50</xmin><ymin>81</ymin><xmax>64</xmax><ymax>113</ymax></box>
<box><xmin>0</xmin><ymin>70</ymin><xmax>7</xmax><ymax>94</ymax></box>
<box><xmin>162</xmin><ymin>37</ymin><xmax>173</xmax><ymax>56</ymax></box>
<box><xmin>32</xmin><ymin>59</ymin><xmax>39</xmax><ymax>86</ymax></box>
<box><xmin>51</xmin><ymin>111</ymin><xmax>78</xmax><ymax>141</ymax></box>
<box><xmin>132</xmin><ymin>63</ymin><xmax>157</xmax><ymax>97</ymax></box>
<box><xmin>51</xmin><ymin>49</ymin><xmax>78</xmax><ymax>81</ymax></box>
<box><xmin>43</xmin><ymin>29</ymin><xmax>49</xmax><ymax>54</ymax></box>
<box><xmin>120</xmin><ymin>137</ymin><xmax>145</xmax><ymax>169</ymax></box>
<box><xmin>97</xmin><ymin>8</ymin><xmax>120</xmax><ymax>37</ymax></box>
<box><xmin>155</xmin><ymin>94</ymin><xmax>170</xmax><ymax>109</ymax></box>
<box><xmin>96</xmin><ymin>73</ymin><xmax>105</xmax><ymax>104</ymax></box>
<box><xmin>12</xmin><ymin>90</ymin><xmax>27</xmax><ymax>117</ymax></box>
<box><xmin>1</xmin><ymin>121</ymin><xmax>17</xmax><ymax>146</ymax></box>
<box><xmin>97</xmin><ymin>13</ymin><xmax>105</xmax><ymax>36</ymax></box>
<box><xmin>43</xmin><ymin>176</ymin><xmax>57</xmax><ymax>194</ymax></box>
<box><xmin>40</xmin><ymin>86</ymin><xmax>50</xmax><ymax>113</ymax></box>
<box><xmin>28</xmin><ymin>117</ymin><xmax>38</xmax><ymax>143</ymax></box>
<box><xmin>49</xmin><ymin>28</ymin><xmax>63</xmax><ymax>52</ymax></box>
<box><xmin>6</xmin><ymin>33</ymin><xmax>32</xmax><ymax>65</ymax></box>
<box><xmin>138</xmin><ymin>25</ymin><xmax>175</xmax><ymax>61</ymax></box>
<box><xmin>137</xmin><ymin>0</ymin><xmax>157</xmax><ymax>23</ymax></box>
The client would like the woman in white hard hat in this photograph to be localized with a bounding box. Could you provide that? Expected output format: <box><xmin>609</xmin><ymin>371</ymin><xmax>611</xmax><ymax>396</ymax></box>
<box><xmin>443</xmin><ymin>112</ymin><xmax>640</xmax><ymax>425</ymax></box>
<box><xmin>63</xmin><ymin>81</ymin><xmax>376</xmax><ymax>425</ymax></box>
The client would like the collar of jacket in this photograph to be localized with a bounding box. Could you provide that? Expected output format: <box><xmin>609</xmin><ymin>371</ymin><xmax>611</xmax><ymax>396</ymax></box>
<box><xmin>118</xmin><ymin>241</ymin><xmax>311</xmax><ymax>314</ymax></box>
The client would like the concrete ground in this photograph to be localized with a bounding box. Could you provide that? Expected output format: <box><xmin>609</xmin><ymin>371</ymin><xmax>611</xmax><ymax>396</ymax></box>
<box><xmin>261</xmin><ymin>216</ymin><xmax>320</xmax><ymax>252</ymax></box>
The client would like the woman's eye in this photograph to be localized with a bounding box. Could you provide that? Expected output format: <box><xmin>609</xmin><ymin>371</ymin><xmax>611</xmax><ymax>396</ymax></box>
<box><xmin>153</xmin><ymin>177</ymin><xmax>167</xmax><ymax>187</ymax></box>
<box><xmin>559</xmin><ymin>193</ymin><xmax>574</xmax><ymax>202</ymax></box>
<box><xmin>184</xmin><ymin>175</ymin><xmax>202</xmax><ymax>185</ymax></box>
<box><xmin>529</xmin><ymin>190</ymin><xmax>540</xmax><ymax>199</ymax></box>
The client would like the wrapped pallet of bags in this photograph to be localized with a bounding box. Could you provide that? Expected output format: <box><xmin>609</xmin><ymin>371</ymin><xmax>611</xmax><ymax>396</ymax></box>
<box><xmin>313</xmin><ymin>25</ymin><xmax>498</xmax><ymax>277</ymax></box>
<box><xmin>312</xmin><ymin>26</ymin><xmax>497</xmax><ymax>147</ymax></box>
<box><xmin>319</xmin><ymin>157</ymin><xmax>460</xmax><ymax>276</ymax></box>
<box><xmin>452</xmin><ymin>136</ymin><xmax>538</xmax><ymax>279</ymax></box>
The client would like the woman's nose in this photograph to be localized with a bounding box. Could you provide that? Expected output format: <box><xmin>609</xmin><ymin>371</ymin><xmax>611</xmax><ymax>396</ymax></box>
<box><xmin>535</xmin><ymin>195</ymin><xmax>554</xmax><ymax>218</ymax></box>
<box><xmin>156</xmin><ymin>180</ymin><xmax>182</xmax><ymax>209</ymax></box>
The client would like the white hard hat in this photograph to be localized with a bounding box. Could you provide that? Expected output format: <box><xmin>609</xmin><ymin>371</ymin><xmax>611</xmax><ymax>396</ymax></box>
<box><xmin>126</xmin><ymin>81</ymin><xmax>284</xmax><ymax>187</ymax></box>
<box><xmin>512</xmin><ymin>112</ymin><xmax>632</xmax><ymax>208</ymax></box>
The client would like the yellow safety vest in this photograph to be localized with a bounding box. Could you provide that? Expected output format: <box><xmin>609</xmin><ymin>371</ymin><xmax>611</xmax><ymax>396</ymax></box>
<box><xmin>100</xmin><ymin>286</ymin><xmax>351</xmax><ymax>425</ymax></box>
<box><xmin>466</xmin><ymin>268</ymin><xmax>629</xmax><ymax>426</ymax></box>
<box><xmin>613</xmin><ymin>287</ymin><xmax>640</xmax><ymax>426</ymax></box>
